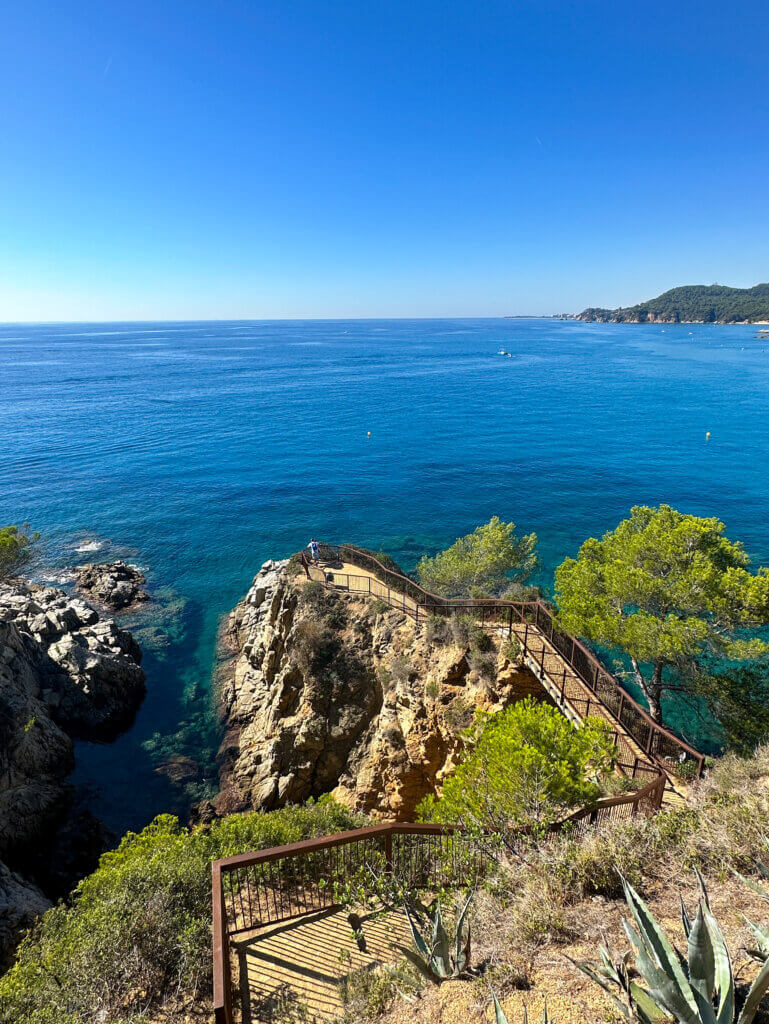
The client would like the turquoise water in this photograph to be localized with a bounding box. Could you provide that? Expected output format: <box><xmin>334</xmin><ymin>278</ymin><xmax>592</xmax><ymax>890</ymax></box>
<box><xmin>2</xmin><ymin>318</ymin><xmax>769</xmax><ymax>833</ymax></box>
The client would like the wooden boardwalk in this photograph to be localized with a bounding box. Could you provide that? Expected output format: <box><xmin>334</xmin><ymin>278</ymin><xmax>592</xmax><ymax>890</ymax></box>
<box><xmin>234</xmin><ymin>907</ymin><xmax>412</xmax><ymax>1023</ymax></box>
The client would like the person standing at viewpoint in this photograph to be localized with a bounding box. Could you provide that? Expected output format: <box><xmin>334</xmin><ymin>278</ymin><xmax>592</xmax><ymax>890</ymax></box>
<box><xmin>308</xmin><ymin>538</ymin><xmax>320</xmax><ymax>564</ymax></box>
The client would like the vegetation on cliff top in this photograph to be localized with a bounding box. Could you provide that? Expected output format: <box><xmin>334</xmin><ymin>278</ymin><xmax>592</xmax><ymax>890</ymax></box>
<box><xmin>0</xmin><ymin>524</ymin><xmax>38</xmax><ymax>579</ymax></box>
<box><xmin>0</xmin><ymin>799</ymin><xmax>361</xmax><ymax>1024</ymax></box>
<box><xmin>578</xmin><ymin>282</ymin><xmax>769</xmax><ymax>323</ymax></box>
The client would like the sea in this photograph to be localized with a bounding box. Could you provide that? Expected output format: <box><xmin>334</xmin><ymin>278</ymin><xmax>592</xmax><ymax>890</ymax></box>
<box><xmin>2</xmin><ymin>317</ymin><xmax>768</xmax><ymax>836</ymax></box>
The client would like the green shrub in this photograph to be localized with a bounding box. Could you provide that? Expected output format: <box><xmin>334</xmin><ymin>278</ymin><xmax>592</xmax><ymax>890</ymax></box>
<box><xmin>339</xmin><ymin>965</ymin><xmax>398</xmax><ymax>1018</ymax></box>
<box><xmin>500</xmin><ymin>635</ymin><xmax>522</xmax><ymax>663</ymax></box>
<box><xmin>424</xmin><ymin>614</ymin><xmax>450</xmax><ymax>646</ymax></box>
<box><xmin>0</xmin><ymin>800</ymin><xmax>362</xmax><ymax>1024</ymax></box>
<box><xmin>418</xmin><ymin>699</ymin><xmax>616</xmax><ymax>838</ymax></box>
<box><xmin>388</xmin><ymin>654</ymin><xmax>413</xmax><ymax>685</ymax></box>
<box><xmin>469</xmin><ymin>624</ymin><xmax>494</xmax><ymax>653</ymax></box>
<box><xmin>468</xmin><ymin>651</ymin><xmax>497</xmax><ymax>680</ymax></box>
<box><xmin>371</xmin><ymin>598</ymin><xmax>391</xmax><ymax>617</ymax></box>
<box><xmin>0</xmin><ymin>524</ymin><xmax>38</xmax><ymax>579</ymax></box>
<box><xmin>450</xmin><ymin>614</ymin><xmax>475</xmax><ymax>647</ymax></box>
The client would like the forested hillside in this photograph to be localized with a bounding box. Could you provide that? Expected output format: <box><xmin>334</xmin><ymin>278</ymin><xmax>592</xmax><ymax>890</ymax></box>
<box><xmin>578</xmin><ymin>282</ymin><xmax>769</xmax><ymax>323</ymax></box>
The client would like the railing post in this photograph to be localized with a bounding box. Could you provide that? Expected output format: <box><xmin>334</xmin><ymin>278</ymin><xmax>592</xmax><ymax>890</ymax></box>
<box><xmin>617</xmin><ymin>691</ymin><xmax>625</xmax><ymax>722</ymax></box>
<box><xmin>560</xmin><ymin>667</ymin><xmax>567</xmax><ymax>702</ymax></box>
<box><xmin>385</xmin><ymin>829</ymin><xmax>393</xmax><ymax>877</ymax></box>
<box><xmin>212</xmin><ymin>864</ymin><xmax>233</xmax><ymax>1024</ymax></box>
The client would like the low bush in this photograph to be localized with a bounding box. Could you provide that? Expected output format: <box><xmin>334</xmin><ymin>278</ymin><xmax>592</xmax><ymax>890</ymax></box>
<box><xmin>419</xmin><ymin>699</ymin><xmax>616</xmax><ymax>838</ymax></box>
<box><xmin>0</xmin><ymin>799</ymin><xmax>363</xmax><ymax>1024</ymax></box>
<box><xmin>424</xmin><ymin>614</ymin><xmax>450</xmax><ymax>646</ymax></box>
<box><xmin>468</xmin><ymin>651</ymin><xmax>497</xmax><ymax>680</ymax></box>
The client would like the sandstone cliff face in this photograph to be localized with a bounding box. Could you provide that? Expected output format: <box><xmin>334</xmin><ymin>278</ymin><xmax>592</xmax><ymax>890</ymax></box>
<box><xmin>0</xmin><ymin>579</ymin><xmax>146</xmax><ymax>962</ymax></box>
<box><xmin>216</xmin><ymin>562</ymin><xmax>542</xmax><ymax>821</ymax></box>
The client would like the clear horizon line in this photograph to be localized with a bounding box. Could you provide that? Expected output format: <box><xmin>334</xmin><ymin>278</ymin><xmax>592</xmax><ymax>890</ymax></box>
<box><xmin>0</xmin><ymin>314</ymin><xmax>570</xmax><ymax>325</ymax></box>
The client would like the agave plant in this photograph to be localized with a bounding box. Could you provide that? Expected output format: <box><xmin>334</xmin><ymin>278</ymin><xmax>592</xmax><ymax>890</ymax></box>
<box><xmin>491</xmin><ymin>990</ymin><xmax>554</xmax><ymax>1022</ymax></box>
<box><xmin>394</xmin><ymin>891</ymin><xmax>473</xmax><ymax>983</ymax></box>
<box><xmin>571</xmin><ymin>871</ymin><xmax>769</xmax><ymax>1023</ymax></box>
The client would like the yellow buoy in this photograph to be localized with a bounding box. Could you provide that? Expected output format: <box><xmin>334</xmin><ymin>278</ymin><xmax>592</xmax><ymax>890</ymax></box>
<box><xmin>367</xmin><ymin>431</ymin><xmax>371</xmax><ymax>438</ymax></box>
<box><xmin>706</xmin><ymin>431</ymin><xmax>711</xmax><ymax>440</ymax></box>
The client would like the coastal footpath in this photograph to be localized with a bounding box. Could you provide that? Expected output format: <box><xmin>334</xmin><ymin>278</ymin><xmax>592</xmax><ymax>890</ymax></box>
<box><xmin>212</xmin><ymin>559</ymin><xmax>544</xmax><ymax>821</ymax></box>
<box><xmin>0</xmin><ymin>573</ymin><xmax>146</xmax><ymax>962</ymax></box>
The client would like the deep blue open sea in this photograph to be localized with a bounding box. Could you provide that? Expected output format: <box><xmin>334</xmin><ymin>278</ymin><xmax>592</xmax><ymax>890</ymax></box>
<box><xmin>2</xmin><ymin>318</ymin><xmax>769</xmax><ymax>835</ymax></box>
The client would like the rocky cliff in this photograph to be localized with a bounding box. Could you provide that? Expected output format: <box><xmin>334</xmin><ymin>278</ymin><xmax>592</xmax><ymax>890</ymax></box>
<box><xmin>0</xmin><ymin>578</ymin><xmax>146</xmax><ymax>962</ymax></box>
<box><xmin>214</xmin><ymin>561</ymin><xmax>544</xmax><ymax>821</ymax></box>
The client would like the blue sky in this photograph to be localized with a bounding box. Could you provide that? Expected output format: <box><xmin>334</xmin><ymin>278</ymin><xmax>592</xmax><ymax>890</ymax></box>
<box><xmin>1</xmin><ymin>0</ymin><xmax>768</xmax><ymax>320</ymax></box>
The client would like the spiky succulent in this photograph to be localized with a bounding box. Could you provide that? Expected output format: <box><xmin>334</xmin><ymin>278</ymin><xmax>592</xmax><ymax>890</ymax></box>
<box><xmin>394</xmin><ymin>891</ymin><xmax>473</xmax><ymax>983</ymax></box>
<box><xmin>571</xmin><ymin>870</ymin><xmax>769</xmax><ymax>1023</ymax></box>
<box><xmin>734</xmin><ymin>839</ymin><xmax>769</xmax><ymax>961</ymax></box>
<box><xmin>491</xmin><ymin>991</ymin><xmax>554</xmax><ymax>1023</ymax></box>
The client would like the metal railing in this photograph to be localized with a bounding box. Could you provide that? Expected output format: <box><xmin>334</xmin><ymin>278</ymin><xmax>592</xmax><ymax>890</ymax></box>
<box><xmin>308</xmin><ymin>543</ymin><xmax>705</xmax><ymax>781</ymax></box>
<box><xmin>212</xmin><ymin>787</ymin><xmax>664</xmax><ymax>1024</ymax></box>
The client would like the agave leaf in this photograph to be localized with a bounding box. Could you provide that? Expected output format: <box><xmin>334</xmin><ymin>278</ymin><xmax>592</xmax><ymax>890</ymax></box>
<box><xmin>700</xmin><ymin>899</ymin><xmax>735</xmax><ymax>1024</ymax></box>
<box><xmin>735</xmin><ymin>872</ymin><xmax>769</xmax><ymax>907</ymax></box>
<box><xmin>687</xmin><ymin>902</ymin><xmax>717</xmax><ymax>1013</ymax></box>
<box><xmin>393</xmin><ymin>944</ymin><xmax>440</xmax><ymax>984</ymax></box>
<box><xmin>566</xmin><ymin>956</ymin><xmax>633</xmax><ymax>1019</ymax></box>
<box><xmin>744</xmin><ymin>917</ymin><xmax>769</xmax><ymax>960</ymax></box>
<box><xmin>626</xmin><ymin>930</ymin><xmax>702</xmax><ymax>1024</ymax></box>
<box><xmin>629</xmin><ymin>981</ymin><xmax>672</xmax><ymax>1024</ymax></box>
<box><xmin>404</xmin><ymin>905</ymin><xmax>431</xmax><ymax>960</ymax></box>
<box><xmin>455</xmin><ymin>890</ymin><xmax>474</xmax><ymax>971</ymax></box>
<box><xmin>681</xmin><ymin>894</ymin><xmax>693</xmax><ymax>940</ymax></box>
<box><xmin>492</xmin><ymin>991</ymin><xmax>510</xmax><ymax>1024</ymax></box>
<box><xmin>736</xmin><ymin>954</ymin><xmax>769</xmax><ymax>1024</ymax></box>
<box><xmin>431</xmin><ymin>903</ymin><xmax>451</xmax><ymax>976</ymax></box>
<box><xmin>621</xmin><ymin>877</ymin><xmax>699</xmax><ymax>1017</ymax></box>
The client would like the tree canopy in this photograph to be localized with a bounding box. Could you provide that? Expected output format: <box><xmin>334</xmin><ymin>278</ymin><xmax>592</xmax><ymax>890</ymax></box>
<box><xmin>554</xmin><ymin>504</ymin><xmax>769</xmax><ymax>727</ymax></box>
<box><xmin>418</xmin><ymin>698</ymin><xmax>615</xmax><ymax>838</ymax></box>
<box><xmin>0</xmin><ymin>524</ymin><xmax>38</xmax><ymax>579</ymax></box>
<box><xmin>416</xmin><ymin>516</ymin><xmax>538</xmax><ymax>597</ymax></box>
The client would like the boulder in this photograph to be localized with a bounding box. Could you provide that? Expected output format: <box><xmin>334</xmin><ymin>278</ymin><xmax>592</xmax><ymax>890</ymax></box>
<box><xmin>74</xmin><ymin>561</ymin><xmax>149</xmax><ymax>611</ymax></box>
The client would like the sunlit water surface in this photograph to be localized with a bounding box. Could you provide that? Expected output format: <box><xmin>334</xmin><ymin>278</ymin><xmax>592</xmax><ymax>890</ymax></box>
<box><xmin>2</xmin><ymin>318</ymin><xmax>768</xmax><ymax>833</ymax></box>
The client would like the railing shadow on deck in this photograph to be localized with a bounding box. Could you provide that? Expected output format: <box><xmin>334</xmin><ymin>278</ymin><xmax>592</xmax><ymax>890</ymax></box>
<box><xmin>213</xmin><ymin>784</ymin><xmax>664</xmax><ymax>1024</ymax></box>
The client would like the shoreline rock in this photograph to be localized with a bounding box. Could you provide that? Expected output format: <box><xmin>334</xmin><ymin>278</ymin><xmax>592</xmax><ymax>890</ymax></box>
<box><xmin>74</xmin><ymin>561</ymin><xmax>149</xmax><ymax>611</ymax></box>
<box><xmin>0</xmin><ymin>577</ymin><xmax>146</xmax><ymax>961</ymax></box>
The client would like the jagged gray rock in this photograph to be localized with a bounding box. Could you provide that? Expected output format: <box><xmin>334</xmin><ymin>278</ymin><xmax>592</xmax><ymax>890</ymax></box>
<box><xmin>0</xmin><ymin>578</ymin><xmax>146</xmax><ymax>961</ymax></box>
<box><xmin>0</xmin><ymin>861</ymin><xmax>51</xmax><ymax>968</ymax></box>
<box><xmin>74</xmin><ymin>561</ymin><xmax>149</xmax><ymax>610</ymax></box>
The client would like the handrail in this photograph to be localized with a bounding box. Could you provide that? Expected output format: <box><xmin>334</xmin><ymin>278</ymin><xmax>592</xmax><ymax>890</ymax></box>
<box><xmin>212</xmin><ymin>792</ymin><xmax>665</xmax><ymax>1024</ymax></box>
<box><xmin>312</xmin><ymin>542</ymin><xmax>705</xmax><ymax>779</ymax></box>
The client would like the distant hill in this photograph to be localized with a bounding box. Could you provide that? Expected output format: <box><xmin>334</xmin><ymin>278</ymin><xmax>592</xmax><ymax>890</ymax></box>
<box><xmin>577</xmin><ymin>283</ymin><xmax>769</xmax><ymax>324</ymax></box>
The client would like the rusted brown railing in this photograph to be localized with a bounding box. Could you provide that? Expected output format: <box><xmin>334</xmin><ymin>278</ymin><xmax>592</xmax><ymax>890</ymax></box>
<box><xmin>212</xmin><ymin>790</ymin><xmax>663</xmax><ymax>1024</ymax></box>
<box><xmin>309</xmin><ymin>543</ymin><xmax>704</xmax><ymax>782</ymax></box>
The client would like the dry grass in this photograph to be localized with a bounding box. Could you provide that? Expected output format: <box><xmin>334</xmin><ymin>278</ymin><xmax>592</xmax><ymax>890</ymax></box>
<box><xmin>337</xmin><ymin>745</ymin><xmax>769</xmax><ymax>1024</ymax></box>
